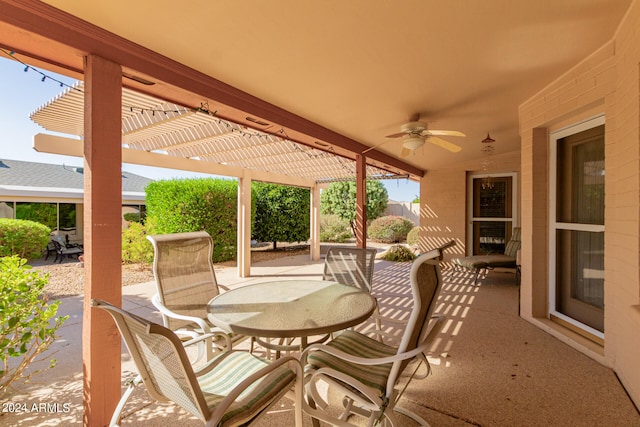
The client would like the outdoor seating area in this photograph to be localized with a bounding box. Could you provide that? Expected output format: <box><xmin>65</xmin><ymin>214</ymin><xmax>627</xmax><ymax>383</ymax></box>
<box><xmin>451</xmin><ymin>227</ymin><xmax>521</xmax><ymax>285</ymax></box>
<box><xmin>6</xmin><ymin>244</ymin><xmax>639</xmax><ymax>426</ymax></box>
<box><xmin>44</xmin><ymin>234</ymin><xmax>84</xmax><ymax>263</ymax></box>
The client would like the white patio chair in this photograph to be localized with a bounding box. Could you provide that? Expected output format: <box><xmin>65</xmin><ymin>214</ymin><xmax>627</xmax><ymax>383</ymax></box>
<box><xmin>146</xmin><ymin>231</ymin><xmax>245</xmax><ymax>363</ymax></box>
<box><xmin>92</xmin><ymin>299</ymin><xmax>303</xmax><ymax>427</ymax></box>
<box><xmin>323</xmin><ymin>247</ymin><xmax>377</xmax><ymax>291</ymax></box>
<box><xmin>301</xmin><ymin>247</ymin><xmax>446</xmax><ymax>426</ymax></box>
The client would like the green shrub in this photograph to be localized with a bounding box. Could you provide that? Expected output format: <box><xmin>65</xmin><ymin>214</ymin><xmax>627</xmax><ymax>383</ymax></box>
<box><xmin>407</xmin><ymin>226</ymin><xmax>420</xmax><ymax>246</ymax></box>
<box><xmin>0</xmin><ymin>256</ymin><xmax>68</xmax><ymax>397</ymax></box>
<box><xmin>379</xmin><ymin>245</ymin><xmax>416</xmax><ymax>262</ymax></box>
<box><xmin>0</xmin><ymin>218</ymin><xmax>51</xmax><ymax>259</ymax></box>
<box><xmin>145</xmin><ymin>178</ymin><xmax>247</xmax><ymax>262</ymax></box>
<box><xmin>122</xmin><ymin>221</ymin><xmax>154</xmax><ymax>264</ymax></box>
<box><xmin>253</xmin><ymin>183</ymin><xmax>310</xmax><ymax>249</ymax></box>
<box><xmin>123</xmin><ymin>212</ymin><xmax>141</xmax><ymax>223</ymax></box>
<box><xmin>320</xmin><ymin>215</ymin><xmax>352</xmax><ymax>243</ymax></box>
<box><xmin>367</xmin><ymin>215</ymin><xmax>414</xmax><ymax>243</ymax></box>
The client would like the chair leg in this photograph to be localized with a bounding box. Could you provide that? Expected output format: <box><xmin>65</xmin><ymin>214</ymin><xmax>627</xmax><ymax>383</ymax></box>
<box><xmin>394</xmin><ymin>405</ymin><xmax>431</xmax><ymax>426</ymax></box>
<box><xmin>109</xmin><ymin>375</ymin><xmax>142</xmax><ymax>427</ymax></box>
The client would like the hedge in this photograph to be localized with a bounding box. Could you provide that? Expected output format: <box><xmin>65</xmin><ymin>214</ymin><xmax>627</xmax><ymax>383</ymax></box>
<box><xmin>367</xmin><ymin>215</ymin><xmax>414</xmax><ymax>243</ymax></box>
<box><xmin>0</xmin><ymin>218</ymin><xmax>51</xmax><ymax>259</ymax></box>
<box><xmin>145</xmin><ymin>178</ymin><xmax>246</xmax><ymax>262</ymax></box>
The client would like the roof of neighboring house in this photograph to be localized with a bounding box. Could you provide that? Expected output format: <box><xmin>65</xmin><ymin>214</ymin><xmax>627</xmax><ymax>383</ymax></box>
<box><xmin>0</xmin><ymin>158</ymin><xmax>153</xmax><ymax>199</ymax></box>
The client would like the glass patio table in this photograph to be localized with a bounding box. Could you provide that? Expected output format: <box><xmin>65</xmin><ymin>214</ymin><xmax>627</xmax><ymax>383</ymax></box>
<box><xmin>207</xmin><ymin>279</ymin><xmax>377</xmax><ymax>351</ymax></box>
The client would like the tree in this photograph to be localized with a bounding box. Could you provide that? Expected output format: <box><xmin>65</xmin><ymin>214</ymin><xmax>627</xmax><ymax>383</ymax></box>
<box><xmin>253</xmin><ymin>182</ymin><xmax>310</xmax><ymax>249</ymax></box>
<box><xmin>320</xmin><ymin>181</ymin><xmax>388</xmax><ymax>236</ymax></box>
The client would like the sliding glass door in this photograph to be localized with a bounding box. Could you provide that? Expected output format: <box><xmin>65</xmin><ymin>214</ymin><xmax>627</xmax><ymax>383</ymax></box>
<box><xmin>550</xmin><ymin>116</ymin><xmax>605</xmax><ymax>338</ymax></box>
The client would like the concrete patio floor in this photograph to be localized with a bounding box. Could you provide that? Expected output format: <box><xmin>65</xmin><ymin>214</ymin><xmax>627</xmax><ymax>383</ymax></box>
<box><xmin>3</xmin><ymin>253</ymin><xmax>639</xmax><ymax>426</ymax></box>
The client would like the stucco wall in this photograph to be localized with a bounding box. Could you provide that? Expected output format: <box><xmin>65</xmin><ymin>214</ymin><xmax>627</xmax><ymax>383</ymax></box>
<box><xmin>519</xmin><ymin>0</ymin><xmax>640</xmax><ymax>407</ymax></box>
<box><xmin>419</xmin><ymin>169</ymin><xmax>468</xmax><ymax>265</ymax></box>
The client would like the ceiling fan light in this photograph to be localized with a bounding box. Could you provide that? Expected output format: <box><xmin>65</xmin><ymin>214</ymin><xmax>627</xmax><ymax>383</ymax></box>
<box><xmin>403</xmin><ymin>136</ymin><xmax>424</xmax><ymax>150</ymax></box>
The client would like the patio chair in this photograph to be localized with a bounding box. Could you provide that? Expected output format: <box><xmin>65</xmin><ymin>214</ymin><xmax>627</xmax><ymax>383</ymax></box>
<box><xmin>323</xmin><ymin>246</ymin><xmax>381</xmax><ymax>340</ymax></box>
<box><xmin>91</xmin><ymin>299</ymin><xmax>303</xmax><ymax>427</ymax></box>
<box><xmin>301</xmin><ymin>246</ymin><xmax>446</xmax><ymax>426</ymax></box>
<box><xmin>146</xmin><ymin>231</ymin><xmax>245</xmax><ymax>363</ymax></box>
<box><xmin>50</xmin><ymin>237</ymin><xmax>83</xmax><ymax>263</ymax></box>
<box><xmin>323</xmin><ymin>247</ymin><xmax>377</xmax><ymax>291</ymax></box>
<box><xmin>451</xmin><ymin>227</ymin><xmax>521</xmax><ymax>285</ymax></box>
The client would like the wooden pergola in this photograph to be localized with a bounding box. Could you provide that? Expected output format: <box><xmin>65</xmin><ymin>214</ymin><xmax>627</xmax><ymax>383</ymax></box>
<box><xmin>30</xmin><ymin>81</ymin><xmax>414</xmax><ymax>275</ymax></box>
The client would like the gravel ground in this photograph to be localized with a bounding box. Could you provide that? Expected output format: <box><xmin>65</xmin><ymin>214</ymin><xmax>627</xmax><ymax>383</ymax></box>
<box><xmin>30</xmin><ymin>245</ymin><xmax>311</xmax><ymax>299</ymax></box>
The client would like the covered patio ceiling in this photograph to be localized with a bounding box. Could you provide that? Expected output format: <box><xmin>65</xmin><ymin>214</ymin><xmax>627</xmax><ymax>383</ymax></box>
<box><xmin>30</xmin><ymin>82</ymin><xmax>406</xmax><ymax>185</ymax></box>
<box><xmin>1</xmin><ymin>1</ymin><xmax>631</xmax><ymax>178</ymax></box>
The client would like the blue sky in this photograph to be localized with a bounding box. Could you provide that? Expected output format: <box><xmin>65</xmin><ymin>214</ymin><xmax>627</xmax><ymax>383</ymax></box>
<box><xmin>0</xmin><ymin>54</ymin><xmax>419</xmax><ymax>201</ymax></box>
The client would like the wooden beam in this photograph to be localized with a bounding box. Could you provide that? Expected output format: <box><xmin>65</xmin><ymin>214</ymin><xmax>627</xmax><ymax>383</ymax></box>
<box><xmin>81</xmin><ymin>54</ymin><xmax>122</xmax><ymax>427</ymax></box>
<box><xmin>33</xmin><ymin>134</ymin><xmax>317</xmax><ymax>188</ymax></box>
<box><xmin>355</xmin><ymin>155</ymin><xmax>367</xmax><ymax>248</ymax></box>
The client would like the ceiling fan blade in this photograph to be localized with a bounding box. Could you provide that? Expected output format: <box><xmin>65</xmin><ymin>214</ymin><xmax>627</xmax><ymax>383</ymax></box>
<box><xmin>385</xmin><ymin>131</ymin><xmax>407</xmax><ymax>138</ymax></box>
<box><xmin>399</xmin><ymin>147</ymin><xmax>412</xmax><ymax>158</ymax></box>
<box><xmin>428</xmin><ymin>136</ymin><xmax>462</xmax><ymax>152</ymax></box>
<box><xmin>426</xmin><ymin>130</ymin><xmax>466</xmax><ymax>137</ymax></box>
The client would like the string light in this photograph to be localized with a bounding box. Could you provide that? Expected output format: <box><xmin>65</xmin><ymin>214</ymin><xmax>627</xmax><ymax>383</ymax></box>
<box><xmin>1</xmin><ymin>48</ymin><xmax>81</xmax><ymax>92</ymax></box>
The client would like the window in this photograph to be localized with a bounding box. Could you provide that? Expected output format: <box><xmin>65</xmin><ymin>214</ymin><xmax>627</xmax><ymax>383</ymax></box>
<box><xmin>14</xmin><ymin>202</ymin><xmax>77</xmax><ymax>234</ymax></box>
<box><xmin>550</xmin><ymin>116</ymin><xmax>605</xmax><ymax>339</ymax></box>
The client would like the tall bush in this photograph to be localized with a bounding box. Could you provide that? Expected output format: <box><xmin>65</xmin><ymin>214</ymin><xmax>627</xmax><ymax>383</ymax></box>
<box><xmin>252</xmin><ymin>183</ymin><xmax>310</xmax><ymax>249</ymax></box>
<box><xmin>122</xmin><ymin>220</ymin><xmax>155</xmax><ymax>264</ymax></box>
<box><xmin>0</xmin><ymin>218</ymin><xmax>51</xmax><ymax>259</ymax></box>
<box><xmin>319</xmin><ymin>215</ymin><xmax>352</xmax><ymax>243</ymax></box>
<box><xmin>0</xmin><ymin>256</ymin><xmax>67</xmax><ymax>397</ymax></box>
<box><xmin>145</xmin><ymin>178</ymin><xmax>247</xmax><ymax>262</ymax></box>
<box><xmin>367</xmin><ymin>215</ymin><xmax>414</xmax><ymax>243</ymax></box>
<box><xmin>407</xmin><ymin>226</ymin><xmax>420</xmax><ymax>246</ymax></box>
<box><xmin>320</xmin><ymin>181</ymin><xmax>388</xmax><ymax>236</ymax></box>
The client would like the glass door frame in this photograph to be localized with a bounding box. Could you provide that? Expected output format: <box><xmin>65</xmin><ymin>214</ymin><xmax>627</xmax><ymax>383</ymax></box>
<box><xmin>549</xmin><ymin>114</ymin><xmax>605</xmax><ymax>340</ymax></box>
<box><xmin>467</xmin><ymin>172</ymin><xmax>518</xmax><ymax>255</ymax></box>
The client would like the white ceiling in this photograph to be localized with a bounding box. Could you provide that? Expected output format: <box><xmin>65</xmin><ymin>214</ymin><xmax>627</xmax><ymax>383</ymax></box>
<box><xmin>39</xmin><ymin>0</ymin><xmax>632</xmax><ymax>172</ymax></box>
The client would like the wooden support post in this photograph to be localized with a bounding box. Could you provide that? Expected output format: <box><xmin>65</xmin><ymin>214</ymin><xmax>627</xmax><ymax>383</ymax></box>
<box><xmin>237</xmin><ymin>173</ymin><xmax>252</xmax><ymax>277</ymax></box>
<box><xmin>310</xmin><ymin>184</ymin><xmax>321</xmax><ymax>261</ymax></box>
<box><xmin>355</xmin><ymin>154</ymin><xmax>367</xmax><ymax>248</ymax></box>
<box><xmin>82</xmin><ymin>55</ymin><xmax>122</xmax><ymax>427</ymax></box>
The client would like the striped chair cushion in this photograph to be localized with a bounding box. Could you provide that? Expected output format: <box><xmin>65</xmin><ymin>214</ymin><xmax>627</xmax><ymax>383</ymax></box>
<box><xmin>198</xmin><ymin>351</ymin><xmax>296</xmax><ymax>426</ymax></box>
<box><xmin>306</xmin><ymin>330</ymin><xmax>397</xmax><ymax>396</ymax></box>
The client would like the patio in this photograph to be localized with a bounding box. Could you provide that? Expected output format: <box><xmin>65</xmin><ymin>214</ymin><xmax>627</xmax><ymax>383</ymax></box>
<box><xmin>4</xmin><ymin>254</ymin><xmax>639</xmax><ymax>426</ymax></box>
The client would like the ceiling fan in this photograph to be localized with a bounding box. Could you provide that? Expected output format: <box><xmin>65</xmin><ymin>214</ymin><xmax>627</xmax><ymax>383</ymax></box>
<box><xmin>388</xmin><ymin>120</ymin><xmax>465</xmax><ymax>157</ymax></box>
<box><xmin>364</xmin><ymin>116</ymin><xmax>465</xmax><ymax>157</ymax></box>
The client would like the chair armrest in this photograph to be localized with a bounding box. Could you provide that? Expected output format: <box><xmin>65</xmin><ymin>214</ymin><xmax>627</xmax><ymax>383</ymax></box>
<box><xmin>303</xmin><ymin>338</ymin><xmax>427</xmax><ymax>367</ymax></box>
<box><xmin>302</xmin><ymin>314</ymin><xmax>446</xmax><ymax>367</ymax></box>
<box><xmin>151</xmin><ymin>293</ymin><xmax>212</xmax><ymax>333</ymax></box>
<box><xmin>182</xmin><ymin>331</ymin><xmax>231</xmax><ymax>351</ymax></box>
